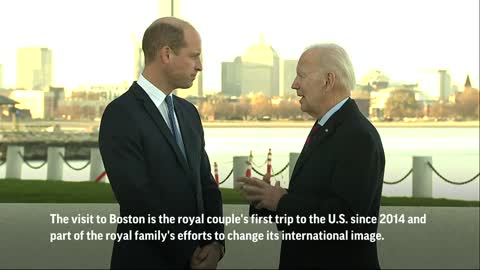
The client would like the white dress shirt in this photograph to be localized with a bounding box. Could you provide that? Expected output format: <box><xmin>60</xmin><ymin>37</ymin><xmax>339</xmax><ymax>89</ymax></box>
<box><xmin>137</xmin><ymin>74</ymin><xmax>181</xmax><ymax>134</ymax></box>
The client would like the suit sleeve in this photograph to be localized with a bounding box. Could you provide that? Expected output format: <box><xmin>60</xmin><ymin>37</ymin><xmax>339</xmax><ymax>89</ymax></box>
<box><xmin>99</xmin><ymin>103</ymin><xmax>171</xmax><ymax>223</ymax></box>
<box><xmin>276</xmin><ymin>132</ymin><xmax>382</xmax><ymax>231</ymax></box>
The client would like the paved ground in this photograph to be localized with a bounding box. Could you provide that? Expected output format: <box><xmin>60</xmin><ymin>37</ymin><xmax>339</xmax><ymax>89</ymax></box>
<box><xmin>0</xmin><ymin>204</ymin><xmax>478</xmax><ymax>269</ymax></box>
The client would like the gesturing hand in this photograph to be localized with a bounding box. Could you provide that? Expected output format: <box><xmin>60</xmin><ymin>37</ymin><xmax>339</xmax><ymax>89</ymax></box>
<box><xmin>236</xmin><ymin>176</ymin><xmax>287</xmax><ymax>211</ymax></box>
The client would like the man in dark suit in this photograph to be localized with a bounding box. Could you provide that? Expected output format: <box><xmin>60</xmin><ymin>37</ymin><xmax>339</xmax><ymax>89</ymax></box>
<box><xmin>238</xmin><ymin>44</ymin><xmax>385</xmax><ymax>269</ymax></box>
<box><xmin>99</xmin><ymin>17</ymin><xmax>224</xmax><ymax>269</ymax></box>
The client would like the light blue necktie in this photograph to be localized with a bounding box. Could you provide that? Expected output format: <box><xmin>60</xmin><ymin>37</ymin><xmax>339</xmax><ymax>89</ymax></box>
<box><xmin>165</xmin><ymin>95</ymin><xmax>187</xmax><ymax>160</ymax></box>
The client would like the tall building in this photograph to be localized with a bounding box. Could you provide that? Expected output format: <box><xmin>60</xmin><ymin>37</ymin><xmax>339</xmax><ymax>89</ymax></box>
<box><xmin>221</xmin><ymin>35</ymin><xmax>281</xmax><ymax>97</ymax></box>
<box><xmin>281</xmin><ymin>59</ymin><xmax>297</xmax><ymax>96</ymax></box>
<box><xmin>241</xmin><ymin>35</ymin><xmax>279</xmax><ymax>97</ymax></box>
<box><xmin>221</xmin><ymin>57</ymin><xmax>242</xmax><ymax>96</ymax></box>
<box><xmin>0</xmin><ymin>64</ymin><xmax>3</xmax><ymax>88</ymax></box>
<box><xmin>438</xmin><ymin>70</ymin><xmax>452</xmax><ymax>101</ymax></box>
<box><xmin>417</xmin><ymin>70</ymin><xmax>452</xmax><ymax>100</ymax></box>
<box><xmin>16</xmin><ymin>47</ymin><xmax>53</xmax><ymax>90</ymax></box>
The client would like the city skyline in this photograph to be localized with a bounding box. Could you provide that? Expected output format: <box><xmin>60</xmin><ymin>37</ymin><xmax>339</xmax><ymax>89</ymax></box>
<box><xmin>0</xmin><ymin>0</ymin><xmax>478</xmax><ymax>92</ymax></box>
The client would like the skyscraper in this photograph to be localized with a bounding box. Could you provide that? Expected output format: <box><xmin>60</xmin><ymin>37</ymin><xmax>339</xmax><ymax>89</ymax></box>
<box><xmin>221</xmin><ymin>35</ymin><xmax>281</xmax><ymax>97</ymax></box>
<box><xmin>16</xmin><ymin>47</ymin><xmax>53</xmax><ymax>90</ymax></box>
<box><xmin>418</xmin><ymin>70</ymin><xmax>452</xmax><ymax>100</ymax></box>
<box><xmin>222</xmin><ymin>57</ymin><xmax>242</xmax><ymax>96</ymax></box>
<box><xmin>438</xmin><ymin>70</ymin><xmax>452</xmax><ymax>101</ymax></box>
<box><xmin>281</xmin><ymin>59</ymin><xmax>297</xmax><ymax>96</ymax></box>
<box><xmin>241</xmin><ymin>35</ymin><xmax>280</xmax><ymax>97</ymax></box>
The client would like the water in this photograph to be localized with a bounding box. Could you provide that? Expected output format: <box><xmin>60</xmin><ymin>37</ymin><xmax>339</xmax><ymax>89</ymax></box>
<box><xmin>1</xmin><ymin>127</ymin><xmax>478</xmax><ymax>200</ymax></box>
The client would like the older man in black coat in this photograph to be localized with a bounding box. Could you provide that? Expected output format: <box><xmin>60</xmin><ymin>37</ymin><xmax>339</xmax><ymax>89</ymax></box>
<box><xmin>239</xmin><ymin>44</ymin><xmax>385</xmax><ymax>269</ymax></box>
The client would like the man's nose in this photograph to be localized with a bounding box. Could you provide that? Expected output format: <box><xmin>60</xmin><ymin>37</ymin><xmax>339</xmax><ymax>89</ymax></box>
<box><xmin>291</xmin><ymin>79</ymin><xmax>299</xmax><ymax>90</ymax></box>
<box><xmin>196</xmin><ymin>58</ymin><xmax>203</xmax><ymax>71</ymax></box>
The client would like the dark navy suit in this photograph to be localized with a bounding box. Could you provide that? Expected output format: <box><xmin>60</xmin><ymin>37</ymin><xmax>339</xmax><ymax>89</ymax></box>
<box><xmin>99</xmin><ymin>82</ymin><xmax>223</xmax><ymax>269</ymax></box>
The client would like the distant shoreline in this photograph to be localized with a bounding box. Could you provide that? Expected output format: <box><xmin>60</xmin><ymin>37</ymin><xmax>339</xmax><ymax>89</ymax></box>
<box><xmin>0</xmin><ymin>120</ymin><xmax>478</xmax><ymax>130</ymax></box>
<box><xmin>202</xmin><ymin>120</ymin><xmax>480</xmax><ymax>128</ymax></box>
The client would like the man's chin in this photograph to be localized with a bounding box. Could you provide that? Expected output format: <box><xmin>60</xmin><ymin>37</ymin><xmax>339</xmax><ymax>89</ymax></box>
<box><xmin>300</xmin><ymin>103</ymin><xmax>308</xmax><ymax>112</ymax></box>
<box><xmin>177</xmin><ymin>82</ymin><xmax>194</xmax><ymax>89</ymax></box>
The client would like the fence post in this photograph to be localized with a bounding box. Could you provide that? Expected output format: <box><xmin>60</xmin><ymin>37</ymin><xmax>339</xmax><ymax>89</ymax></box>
<box><xmin>412</xmin><ymin>156</ymin><xmax>432</xmax><ymax>198</ymax></box>
<box><xmin>47</xmin><ymin>146</ymin><xmax>65</xmax><ymax>181</ymax></box>
<box><xmin>6</xmin><ymin>145</ymin><xmax>24</xmax><ymax>179</ymax></box>
<box><xmin>233</xmin><ymin>156</ymin><xmax>248</xmax><ymax>189</ymax></box>
<box><xmin>90</xmin><ymin>147</ymin><xmax>105</xmax><ymax>182</ymax></box>
<box><xmin>289</xmin><ymin>152</ymin><xmax>300</xmax><ymax>179</ymax></box>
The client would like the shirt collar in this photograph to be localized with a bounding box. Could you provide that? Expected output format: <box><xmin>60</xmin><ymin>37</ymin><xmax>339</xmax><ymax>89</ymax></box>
<box><xmin>317</xmin><ymin>97</ymin><xmax>350</xmax><ymax>126</ymax></box>
<box><xmin>137</xmin><ymin>74</ymin><xmax>169</xmax><ymax>107</ymax></box>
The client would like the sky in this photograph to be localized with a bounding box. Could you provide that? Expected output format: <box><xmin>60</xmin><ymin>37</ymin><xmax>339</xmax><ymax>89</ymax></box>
<box><xmin>0</xmin><ymin>0</ymin><xmax>478</xmax><ymax>92</ymax></box>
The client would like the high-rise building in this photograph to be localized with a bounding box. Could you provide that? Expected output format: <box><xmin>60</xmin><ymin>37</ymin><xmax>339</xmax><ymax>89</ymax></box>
<box><xmin>417</xmin><ymin>70</ymin><xmax>452</xmax><ymax>100</ymax></box>
<box><xmin>281</xmin><ymin>59</ymin><xmax>297</xmax><ymax>96</ymax></box>
<box><xmin>438</xmin><ymin>70</ymin><xmax>452</xmax><ymax>101</ymax></box>
<box><xmin>16</xmin><ymin>47</ymin><xmax>53</xmax><ymax>90</ymax></box>
<box><xmin>221</xmin><ymin>57</ymin><xmax>242</xmax><ymax>96</ymax></box>
<box><xmin>241</xmin><ymin>36</ymin><xmax>279</xmax><ymax>97</ymax></box>
<box><xmin>221</xmin><ymin>36</ymin><xmax>281</xmax><ymax>97</ymax></box>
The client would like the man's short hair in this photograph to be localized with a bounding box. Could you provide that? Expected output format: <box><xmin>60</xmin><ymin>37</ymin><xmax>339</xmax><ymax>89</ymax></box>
<box><xmin>142</xmin><ymin>20</ymin><xmax>186</xmax><ymax>64</ymax></box>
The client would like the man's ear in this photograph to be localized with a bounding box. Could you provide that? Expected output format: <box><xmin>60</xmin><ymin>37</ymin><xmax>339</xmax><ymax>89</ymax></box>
<box><xmin>158</xmin><ymin>46</ymin><xmax>172</xmax><ymax>64</ymax></box>
<box><xmin>325</xmin><ymin>72</ymin><xmax>336</xmax><ymax>91</ymax></box>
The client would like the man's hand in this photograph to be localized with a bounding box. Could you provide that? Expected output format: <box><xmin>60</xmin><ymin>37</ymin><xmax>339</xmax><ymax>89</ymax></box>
<box><xmin>190</xmin><ymin>242</ymin><xmax>222</xmax><ymax>269</ymax></box>
<box><xmin>236</xmin><ymin>176</ymin><xmax>287</xmax><ymax>211</ymax></box>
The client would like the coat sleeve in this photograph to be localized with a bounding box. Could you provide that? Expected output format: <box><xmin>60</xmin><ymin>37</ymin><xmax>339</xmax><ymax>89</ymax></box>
<box><xmin>99</xmin><ymin>103</ymin><xmax>171</xmax><ymax>223</ymax></box>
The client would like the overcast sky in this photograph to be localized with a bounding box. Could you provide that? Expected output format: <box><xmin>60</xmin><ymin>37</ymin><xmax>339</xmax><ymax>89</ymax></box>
<box><xmin>0</xmin><ymin>0</ymin><xmax>478</xmax><ymax>91</ymax></box>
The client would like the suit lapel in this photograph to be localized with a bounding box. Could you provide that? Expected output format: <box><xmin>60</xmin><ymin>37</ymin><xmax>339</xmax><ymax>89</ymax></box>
<box><xmin>290</xmin><ymin>98</ymin><xmax>357</xmax><ymax>183</ymax></box>
<box><xmin>290</xmin><ymin>125</ymin><xmax>334</xmax><ymax>181</ymax></box>
<box><xmin>173</xmin><ymin>97</ymin><xmax>196</xmax><ymax>170</ymax></box>
<box><xmin>132</xmin><ymin>83</ymin><xmax>190</xmax><ymax>173</ymax></box>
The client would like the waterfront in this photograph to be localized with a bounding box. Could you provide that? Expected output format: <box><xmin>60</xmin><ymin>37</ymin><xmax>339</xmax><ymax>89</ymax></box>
<box><xmin>0</xmin><ymin>127</ymin><xmax>478</xmax><ymax>201</ymax></box>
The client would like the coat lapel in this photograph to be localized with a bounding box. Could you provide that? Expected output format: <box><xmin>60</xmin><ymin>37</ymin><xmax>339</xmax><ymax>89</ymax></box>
<box><xmin>290</xmin><ymin>98</ymin><xmax>358</xmax><ymax>183</ymax></box>
<box><xmin>290</xmin><ymin>124</ymin><xmax>335</xmax><ymax>181</ymax></box>
<box><xmin>173</xmin><ymin>97</ymin><xmax>196</xmax><ymax>170</ymax></box>
<box><xmin>131</xmin><ymin>83</ymin><xmax>190</xmax><ymax>173</ymax></box>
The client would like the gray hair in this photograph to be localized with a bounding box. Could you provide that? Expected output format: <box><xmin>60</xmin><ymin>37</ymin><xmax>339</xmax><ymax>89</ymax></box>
<box><xmin>306</xmin><ymin>43</ymin><xmax>356</xmax><ymax>91</ymax></box>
